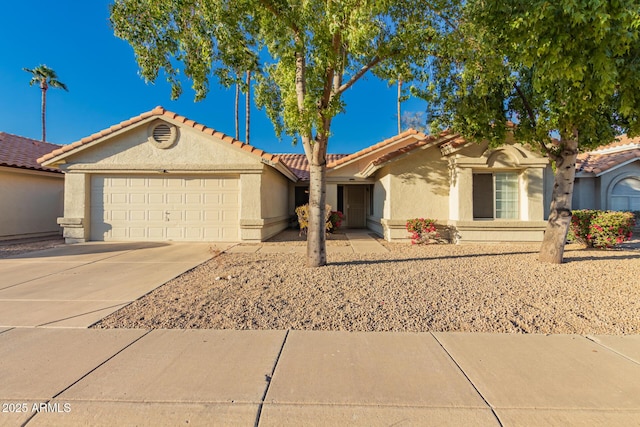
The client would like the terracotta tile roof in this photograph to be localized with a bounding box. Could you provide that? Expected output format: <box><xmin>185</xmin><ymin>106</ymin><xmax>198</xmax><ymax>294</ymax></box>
<box><xmin>370</xmin><ymin>132</ymin><xmax>463</xmax><ymax>167</ymax></box>
<box><xmin>327</xmin><ymin>128</ymin><xmax>429</xmax><ymax>168</ymax></box>
<box><xmin>278</xmin><ymin>153</ymin><xmax>349</xmax><ymax>180</ymax></box>
<box><xmin>590</xmin><ymin>134</ymin><xmax>640</xmax><ymax>152</ymax></box>
<box><xmin>37</xmin><ymin>106</ymin><xmax>284</xmax><ymax>167</ymax></box>
<box><xmin>576</xmin><ymin>135</ymin><xmax>640</xmax><ymax>175</ymax></box>
<box><xmin>0</xmin><ymin>132</ymin><xmax>62</xmax><ymax>174</ymax></box>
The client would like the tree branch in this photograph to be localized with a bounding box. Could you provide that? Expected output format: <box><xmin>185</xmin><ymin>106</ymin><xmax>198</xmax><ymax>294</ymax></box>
<box><xmin>513</xmin><ymin>82</ymin><xmax>553</xmax><ymax>157</ymax></box>
<box><xmin>335</xmin><ymin>55</ymin><xmax>382</xmax><ymax>96</ymax></box>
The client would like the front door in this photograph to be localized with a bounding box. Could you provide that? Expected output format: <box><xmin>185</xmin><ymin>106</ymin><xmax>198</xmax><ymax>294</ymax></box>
<box><xmin>345</xmin><ymin>186</ymin><xmax>366</xmax><ymax>228</ymax></box>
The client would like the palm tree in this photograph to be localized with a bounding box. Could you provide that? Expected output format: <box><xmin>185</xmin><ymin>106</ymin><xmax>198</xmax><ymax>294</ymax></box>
<box><xmin>397</xmin><ymin>77</ymin><xmax>403</xmax><ymax>134</ymax></box>
<box><xmin>245</xmin><ymin>70</ymin><xmax>251</xmax><ymax>144</ymax></box>
<box><xmin>24</xmin><ymin>65</ymin><xmax>68</xmax><ymax>142</ymax></box>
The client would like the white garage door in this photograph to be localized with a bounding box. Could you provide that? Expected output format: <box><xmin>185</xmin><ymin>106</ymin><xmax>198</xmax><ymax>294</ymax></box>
<box><xmin>91</xmin><ymin>175</ymin><xmax>239</xmax><ymax>241</ymax></box>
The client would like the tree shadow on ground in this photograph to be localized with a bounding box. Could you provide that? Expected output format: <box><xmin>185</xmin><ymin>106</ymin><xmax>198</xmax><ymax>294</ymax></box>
<box><xmin>330</xmin><ymin>250</ymin><xmax>538</xmax><ymax>266</ymax></box>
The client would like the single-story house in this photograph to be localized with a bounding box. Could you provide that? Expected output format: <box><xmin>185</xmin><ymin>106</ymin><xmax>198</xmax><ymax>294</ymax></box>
<box><xmin>39</xmin><ymin>106</ymin><xmax>552</xmax><ymax>244</ymax></box>
<box><xmin>0</xmin><ymin>132</ymin><xmax>64</xmax><ymax>240</ymax></box>
<box><xmin>574</xmin><ymin>135</ymin><xmax>640</xmax><ymax>212</ymax></box>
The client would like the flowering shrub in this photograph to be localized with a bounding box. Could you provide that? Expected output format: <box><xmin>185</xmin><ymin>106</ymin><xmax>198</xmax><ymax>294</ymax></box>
<box><xmin>568</xmin><ymin>210</ymin><xmax>635</xmax><ymax>248</ymax></box>
<box><xmin>327</xmin><ymin>211</ymin><xmax>344</xmax><ymax>232</ymax></box>
<box><xmin>295</xmin><ymin>203</ymin><xmax>333</xmax><ymax>235</ymax></box>
<box><xmin>406</xmin><ymin>218</ymin><xmax>440</xmax><ymax>244</ymax></box>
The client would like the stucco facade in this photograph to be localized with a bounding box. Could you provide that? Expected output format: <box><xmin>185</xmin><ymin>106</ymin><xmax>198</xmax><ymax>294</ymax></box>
<box><xmin>574</xmin><ymin>162</ymin><xmax>640</xmax><ymax>211</ymax></box>
<box><xmin>338</xmin><ymin>133</ymin><xmax>550</xmax><ymax>243</ymax></box>
<box><xmin>0</xmin><ymin>133</ymin><xmax>64</xmax><ymax>240</ymax></box>
<box><xmin>0</xmin><ymin>166</ymin><xmax>63</xmax><ymax>240</ymax></box>
<box><xmin>38</xmin><ymin>108</ymin><xmax>554</xmax><ymax>244</ymax></box>
<box><xmin>40</xmin><ymin>108</ymin><xmax>295</xmax><ymax>243</ymax></box>
<box><xmin>573</xmin><ymin>137</ymin><xmax>640</xmax><ymax>214</ymax></box>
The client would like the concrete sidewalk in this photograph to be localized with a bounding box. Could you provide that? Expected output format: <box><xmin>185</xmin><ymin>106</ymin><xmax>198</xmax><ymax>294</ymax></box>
<box><xmin>1</xmin><ymin>328</ymin><xmax>639</xmax><ymax>426</ymax></box>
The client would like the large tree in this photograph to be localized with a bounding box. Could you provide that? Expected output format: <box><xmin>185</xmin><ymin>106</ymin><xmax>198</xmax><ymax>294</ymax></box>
<box><xmin>422</xmin><ymin>0</ymin><xmax>640</xmax><ymax>263</ymax></box>
<box><xmin>111</xmin><ymin>0</ymin><xmax>442</xmax><ymax>266</ymax></box>
<box><xmin>23</xmin><ymin>65</ymin><xmax>68</xmax><ymax>142</ymax></box>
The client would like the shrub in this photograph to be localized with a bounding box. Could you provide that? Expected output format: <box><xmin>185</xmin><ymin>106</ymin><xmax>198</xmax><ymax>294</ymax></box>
<box><xmin>295</xmin><ymin>204</ymin><xmax>333</xmax><ymax>235</ymax></box>
<box><xmin>327</xmin><ymin>211</ymin><xmax>344</xmax><ymax>232</ymax></box>
<box><xmin>568</xmin><ymin>210</ymin><xmax>635</xmax><ymax>248</ymax></box>
<box><xmin>406</xmin><ymin>218</ymin><xmax>440</xmax><ymax>244</ymax></box>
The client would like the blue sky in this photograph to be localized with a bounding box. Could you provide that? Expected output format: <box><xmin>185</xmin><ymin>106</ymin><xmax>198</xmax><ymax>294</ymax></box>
<box><xmin>0</xmin><ymin>1</ymin><xmax>427</xmax><ymax>154</ymax></box>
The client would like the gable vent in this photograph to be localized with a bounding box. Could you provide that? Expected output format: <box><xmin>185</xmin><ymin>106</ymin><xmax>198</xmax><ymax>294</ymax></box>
<box><xmin>148</xmin><ymin>122</ymin><xmax>177</xmax><ymax>149</ymax></box>
<box><xmin>153</xmin><ymin>124</ymin><xmax>172</xmax><ymax>143</ymax></box>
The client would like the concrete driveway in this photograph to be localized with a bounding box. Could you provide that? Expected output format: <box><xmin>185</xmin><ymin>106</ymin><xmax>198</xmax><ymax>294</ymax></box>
<box><xmin>0</xmin><ymin>242</ymin><xmax>227</xmax><ymax>328</ymax></box>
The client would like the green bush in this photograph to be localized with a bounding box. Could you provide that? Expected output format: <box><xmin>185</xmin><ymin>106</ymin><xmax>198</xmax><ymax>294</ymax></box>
<box><xmin>568</xmin><ymin>210</ymin><xmax>635</xmax><ymax>248</ymax></box>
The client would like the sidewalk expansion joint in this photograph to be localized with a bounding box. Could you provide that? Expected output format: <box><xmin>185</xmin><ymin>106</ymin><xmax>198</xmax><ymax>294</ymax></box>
<box><xmin>430</xmin><ymin>333</ymin><xmax>504</xmax><ymax>427</ymax></box>
<box><xmin>255</xmin><ymin>329</ymin><xmax>290</xmax><ymax>427</ymax></box>
<box><xmin>585</xmin><ymin>335</ymin><xmax>640</xmax><ymax>366</ymax></box>
<box><xmin>50</xmin><ymin>329</ymin><xmax>153</xmax><ymax>400</ymax></box>
<box><xmin>37</xmin><ymin>303</ymin><xmax>129</xmax><ymax>327</ymax></box>
<box><xmin>21</xmin><ymin>330</ymin><xmax>152</xmax><ymax>427</ymax></box>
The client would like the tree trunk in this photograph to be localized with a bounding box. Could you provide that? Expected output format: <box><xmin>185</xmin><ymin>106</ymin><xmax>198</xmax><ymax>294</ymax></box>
<box><xmin>397</xmin><ymin>78</ymin><xmax>402</xmax><ymax>134</ymax></box>
<box><xmin>538</xmin><ymin>137</ymin><xmax>578</xmax><ymax>264</ymax></box>
<box><xmin>307</xmin><ymin>161</ymin><xmax>327</xmax><ymax>267</ymax></box>
<box><xmin>245</xmin><ymin>70</ymin><xmax>251</xmax><ymax>144</ymax></box>
<box><xmin>234</xmin><ymin>80</ymin><xmax>240</xmax><ymax>140</ymax></box>
<box><xmin>41</xmin><ymin>85</ymin><xmax>47</xmax><ymax>142</ymax></box>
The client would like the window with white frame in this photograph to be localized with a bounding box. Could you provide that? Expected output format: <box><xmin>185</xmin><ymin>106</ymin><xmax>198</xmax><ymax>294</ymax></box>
<box><xmin>473</xmin><ymin>172</ymin><xmax>519</xmax><ymax>219</ymax></box>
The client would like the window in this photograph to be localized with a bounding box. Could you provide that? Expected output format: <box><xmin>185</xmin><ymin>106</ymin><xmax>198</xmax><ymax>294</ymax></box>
<box><xmin>610</xmin><ymin>177</ymin><xmax>640</xmax><ymax>211</ymax></box>
<box><xmin>473</xmin><ymin>172</ymin><xmax>519</xmax><ymax>219</ymax></box>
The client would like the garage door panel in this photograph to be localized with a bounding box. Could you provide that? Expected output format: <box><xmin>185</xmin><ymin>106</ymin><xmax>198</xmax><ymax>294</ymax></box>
<box><xmin>130</xmin><ymin>210</ymin><xmax>146</xmax><ymax>221</ymax></box>
<box><xmin>91</xmin><ymin>175</ymin><xmax>239</xmax><ymax>242</ymax></box>
<box><xmin>148</xmin><ymin>193</ymin><xmax>164</xmax><ymax>204</ymax></box>
<box><xmin>111</xmin><ymin>210</ymin><xmax>127</xmax><ymax>221</ymax></box>
<box><xmin>185</xmin><ymin>194</ymin><xmax>202</xmax><ymax>204</ymax></box>
<box><xmin>130</xmin><ymin>193</ymin><xmax>146</xmax><ymax>204</ymax></box>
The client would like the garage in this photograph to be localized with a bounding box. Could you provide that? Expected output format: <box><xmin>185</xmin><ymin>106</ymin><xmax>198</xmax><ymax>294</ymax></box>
<box><xmin>90</xmin><ymin>175</ymin><xmax>239</xmax><ymax>241</ymax></box>
<box><xmin>38</xmin><ymin>107</ymin><xmax>295</xmax><ymax>243</ymax></box>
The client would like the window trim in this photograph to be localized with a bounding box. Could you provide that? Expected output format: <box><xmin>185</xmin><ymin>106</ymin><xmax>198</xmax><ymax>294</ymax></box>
<box><xmin>473</xmin><ymin>171</ymin><xmax>520</xmax><ymax>220</ymax></box>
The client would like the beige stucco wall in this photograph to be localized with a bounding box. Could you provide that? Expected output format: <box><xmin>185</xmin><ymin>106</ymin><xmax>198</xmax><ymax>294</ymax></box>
<box><xmin>255</xmin><ymin>166</ymin><xmax>290</xmax><ymax>240</ymax></box>
<box><xmin>52</xmin><ymin>117</ymin><xmax>292</xmax><ymax>242</ymax></box>
<box><xmin>448</xmin><ymin>144</ymin><xmax>549</xmax><ymax>242</ymax></box>
<box><xmin>61</xmin><ymin>120</ymin><xmax>260</xmax><ymax>169</ymax></box>
<box><xmin>374</xmin><ymin>142</ymin><xmax>550</xmax><ymax>242</ymax></box>
<box><xmin>0</xmin><ymin>167</ymin><xmax>63</xmax><ymax>240</ymax></box>
<box><xmin>388</xmin><ymin>145</ymin><xmax>451</xmax><ymax>220</ymax></box>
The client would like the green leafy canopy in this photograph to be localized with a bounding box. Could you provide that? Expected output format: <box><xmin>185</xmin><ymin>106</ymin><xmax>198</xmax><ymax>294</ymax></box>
<box><xmin>110</xmin><ymin>0</ymin><xmax>451</xmax><ymax>146</ymax></box>
<box><xmin>422</xmin><ymin>0</ymin><xmax>640</xmax><ymax>153</ymax></box>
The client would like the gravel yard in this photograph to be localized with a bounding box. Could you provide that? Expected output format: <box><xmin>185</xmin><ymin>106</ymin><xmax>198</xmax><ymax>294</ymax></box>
<box><xmin>0</xmin><ymin>237</ymin><xmax>64</xmax><ymax>258</ymax></box>
<box><xmin>95</xmin><ymin>239</ymin><xmax>640</xmax><ymax>334</ymax></box>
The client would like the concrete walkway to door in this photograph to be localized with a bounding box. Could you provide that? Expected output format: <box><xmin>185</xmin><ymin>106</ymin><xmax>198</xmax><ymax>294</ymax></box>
<box><xmin>0</xmin><ymin>242</ymin><xmax>227</xmax><ymax>328</ymax></box>
<box><xmin>226</xmin><ymin>229</ymin><xmax>389</xmax><ymax>255</ymax></box>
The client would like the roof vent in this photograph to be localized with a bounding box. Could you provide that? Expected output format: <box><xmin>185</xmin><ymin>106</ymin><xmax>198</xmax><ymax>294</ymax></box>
<box><xmin>153</xmin><ymin>124</ymin><xmax>172</xmax><ymax>143</ymax></box>
<box><xmin>148</xmin><ymin>122</ymin><xmax>177</xmax><ymax>149</ymax></box>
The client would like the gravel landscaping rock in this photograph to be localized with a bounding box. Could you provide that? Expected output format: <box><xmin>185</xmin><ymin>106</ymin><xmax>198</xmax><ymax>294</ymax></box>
<box><xmin>94</xmin><ymin>242</ymin><xmax>640</xmax><ymax>334</ymax></box>
<box><xmin>0</xmin><ymin>237</ymin><xmax>64</xmax><ymax>258</ymax></box>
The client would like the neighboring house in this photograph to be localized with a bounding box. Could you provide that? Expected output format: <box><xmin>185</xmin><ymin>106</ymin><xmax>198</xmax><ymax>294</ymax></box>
<box><xmin>39</xmin><ymin>107</ymin><xmax>551</xmax><ymax>243</ymax></box>
<box><xmin>0</xmin><ymin>132</ymin><xmax>64</xmax><ymax>240</ymax></box>
<box><xmin>573</xmin><ymin>135</ymin><xmax>640</xmax><ymax>213</ymax></box>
